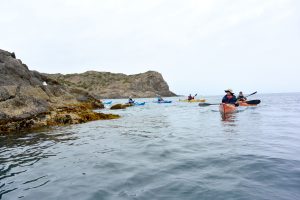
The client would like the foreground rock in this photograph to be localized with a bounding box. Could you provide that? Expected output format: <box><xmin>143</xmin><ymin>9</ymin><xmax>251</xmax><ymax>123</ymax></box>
<box><xmin>0</xmin><ymin>49</ymin><xmax>119</xmax><ymax>133</ymax></box>
<box><xmin>110</xmin><ymin>103</ymin><xmax>132</xmax><ymax>110</ymax></box>
<box><xmin>45</xmin><ymin>70</ymin><xmax>176</xmax><ymax>98</ymax></box>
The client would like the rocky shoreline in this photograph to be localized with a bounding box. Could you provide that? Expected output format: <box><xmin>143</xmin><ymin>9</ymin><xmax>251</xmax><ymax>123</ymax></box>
<box><xmin>45</xmin><ymin>70</ymin><xmax>176</xmax><ymax>98</ymax></box>
<box><xmin>0</xmin><ymin>49</ymin><xmax>119</xmax><ymax>134</ymax></box>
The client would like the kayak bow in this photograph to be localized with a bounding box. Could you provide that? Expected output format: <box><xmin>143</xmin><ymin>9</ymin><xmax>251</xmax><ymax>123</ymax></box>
<box><xmin>219</xmin><ymin>103</ymin><xmax>237</xmax><ymax>114</ymax></box>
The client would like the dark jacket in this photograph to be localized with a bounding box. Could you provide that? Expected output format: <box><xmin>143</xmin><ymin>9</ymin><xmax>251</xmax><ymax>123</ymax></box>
<box><xmin>128</xmin><ymin>98</ymin><xmax>134</xmax><ymax>104</ymax></box>
<box><xmin>237</xmin><ymin>95</ymin><xmax>247</xmax><ymax>101</ymax></box>
<box><xmin>222</xmin><ymin>95</ymin><xmax>237</xmax><ymax>104</ymax></box>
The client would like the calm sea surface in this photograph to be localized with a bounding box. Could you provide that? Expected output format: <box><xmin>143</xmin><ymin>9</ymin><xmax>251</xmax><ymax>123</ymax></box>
<box><xmin>1</xmin><ymin>93</ymin><xmax>300</xmax><ymax>200</ymax></box>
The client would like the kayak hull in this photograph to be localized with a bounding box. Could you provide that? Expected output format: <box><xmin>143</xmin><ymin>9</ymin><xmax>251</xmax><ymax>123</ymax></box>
<box><xmin>103</xmin><ymin>101</ymin><xmax>112</xmax><ymax>105</ymax></box>
<box><xmin>179</xmin><ymin>99</ymin><xmax>206</xmax><ymax>103</ymax></box>
<box><xmin>153</xmin><ymin>100</ymin><xmax>172</xmax><ymax>103</ymax></box>
<box><xmin>238</xmin><ymin>100</ymin><xmax>261</xmax><ymax>106</ymax></box>
<box><xmin>134</xmin><ymin>102</ymin><xmax>146</xmax><ymax>106</ymax></box>
<box><xmin>125</xmin><ymin>102</ymin><xmax>146</xmax><ymax>106</ymax></box>
<box><xmin>219</xmin><ymin>103</ymin><xmax>237</xmax><ymax>114</ymax></box>
<box><xmin>238</xmin><ymin>102</ymin><xmax>256</xmax><ymax>106</ymax></box>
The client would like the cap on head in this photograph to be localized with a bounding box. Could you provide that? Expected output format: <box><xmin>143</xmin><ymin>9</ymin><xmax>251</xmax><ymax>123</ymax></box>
<box><xmin>225</xmin><ymin>89</ymin><xmax>234</xmax><ymax>94</ymax></box>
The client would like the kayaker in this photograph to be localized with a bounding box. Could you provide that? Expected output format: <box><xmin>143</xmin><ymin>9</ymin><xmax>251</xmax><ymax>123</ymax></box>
<box><xmin>237</xmin><ymin>91</ymin><xmax>247</xmax><ymax>101</ymax></box>
<box><xmin>128</xmin><ymin>96</ymin><xmax>134</xmax><ymax>105</ymax></box>
<box><xmin>157</xmin><ymin>96</ymin><xmax>164</xmax><ymax>102</ymax></box>
<box><xmin>188</xmin><ymin>94</ymin><xmax>193</xmax><ymax>100</ymax></box>
<box><xmin>222</xmin><ymin>89</ymin><xmax>238</xmax><ymax>105</ymax></box>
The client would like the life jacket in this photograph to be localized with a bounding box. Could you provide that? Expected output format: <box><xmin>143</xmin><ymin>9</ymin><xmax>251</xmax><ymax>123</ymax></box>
<box><xmin>225</xmin><ymin>95</ymin><xmax>233</xmax><ymax>103</ymax></box>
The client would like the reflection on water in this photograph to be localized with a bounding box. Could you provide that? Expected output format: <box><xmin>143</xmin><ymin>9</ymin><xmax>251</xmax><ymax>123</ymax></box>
<box><xmin>0</xmin><ymin>128</ymin><xmax>78</xmax><ymax>199</ymax></box>
<box><xmin>221</xmin><ymin>113</ymin><xmax>236</xmax><ymax>123</ymax></box>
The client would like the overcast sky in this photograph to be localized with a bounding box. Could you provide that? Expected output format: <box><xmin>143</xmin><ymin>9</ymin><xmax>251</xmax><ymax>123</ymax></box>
<box><xmin>1</xmin><ymin>0</ymin><xmax>299</xmax><ymax>95</ymax></box>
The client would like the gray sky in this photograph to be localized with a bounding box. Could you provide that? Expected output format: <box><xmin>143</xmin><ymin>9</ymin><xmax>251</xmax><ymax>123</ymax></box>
<box><xmin>1</xmin><ymin>0</ymin><xmax>299</xmax><ymax>95</ymax></box>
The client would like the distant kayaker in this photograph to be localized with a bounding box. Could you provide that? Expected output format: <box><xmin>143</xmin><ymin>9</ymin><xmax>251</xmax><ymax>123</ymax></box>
<box><xmin>237</xmin><ymin>91</ymin><xmax>247</xmax><ymax>101</ymax></box>
<box><xmin>188</xmin><ymin>94</ymin><xmax>193</xmax><ymax>100</ymax></box>
<box><xmin>128</xmin><ymin>96</ymin><xmax>134</xmax><ymax>104</ymax></box>
<box><xmin>222</xmin><ymin>89</ymin><xmax>238</xmax><ymax>105</ymax></box>
<box><xmin>157</xmin><ymin>96</ymin><xmax>164</xmax><ymax>102</ymax></box>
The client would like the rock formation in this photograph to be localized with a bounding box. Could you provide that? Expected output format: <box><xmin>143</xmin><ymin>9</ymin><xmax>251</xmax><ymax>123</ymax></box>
<box><xmin>110</xmin><ymin>103</ymin><xmax>132</xmax><ymax>110</ymax></box>
<box><xmin>45</xmin><ymin>70</ymin><xmax>176</xmax><ymax>98</ymax></box>
<box><xmin>0</xmin><ymin>49</ymin><xmax>119</xmax><ymax>133</ymax></box>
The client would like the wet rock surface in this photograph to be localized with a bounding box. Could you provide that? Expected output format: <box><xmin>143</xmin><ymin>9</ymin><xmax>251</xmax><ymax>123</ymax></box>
<box><xmin>0</xmin><ymin>49</ymin><xmax>119</xmax><ymax>133</ymax></box>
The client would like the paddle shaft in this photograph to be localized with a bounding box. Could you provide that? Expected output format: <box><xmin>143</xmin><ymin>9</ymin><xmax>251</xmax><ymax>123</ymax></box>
<box><xmin>245</xmin><ymin>91</ymin><xmax>257</xmax><ymax>98</ymax></box>
<box><xmin>198</xmin><ymin>103</ymin><xmax>219</xmax><ymax>107</ymax></box>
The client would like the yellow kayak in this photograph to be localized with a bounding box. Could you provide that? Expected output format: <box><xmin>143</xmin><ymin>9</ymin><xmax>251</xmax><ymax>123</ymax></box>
<box><xmin>179</xmin><ymin>99</ymin><xmax>206</xmax><ymax>103</ymax></box>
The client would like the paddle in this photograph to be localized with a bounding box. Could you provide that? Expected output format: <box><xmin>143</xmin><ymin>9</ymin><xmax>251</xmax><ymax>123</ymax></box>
<box><xmin>245</xmin><ymin>91</ymin><xmax>257</xmax><ymax>98</ymax></box>
<box><xmin>198</xmin><ymin>103</ymin><xmax>219</xmax><ymax>107</ymax></box>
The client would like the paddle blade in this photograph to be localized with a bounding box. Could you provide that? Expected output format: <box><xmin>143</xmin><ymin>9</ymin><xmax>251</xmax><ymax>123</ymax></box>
<box><xmin>246</xmin><ymin>100</ymin><xmax>261</xmax><ymax>105</ymax></box>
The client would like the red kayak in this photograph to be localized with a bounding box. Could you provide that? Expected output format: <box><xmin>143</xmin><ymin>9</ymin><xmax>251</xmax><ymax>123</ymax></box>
<box><xmin>219</xmin><ymin>103</ymin><xmax>237</xmax><ymax>114</ymax></box>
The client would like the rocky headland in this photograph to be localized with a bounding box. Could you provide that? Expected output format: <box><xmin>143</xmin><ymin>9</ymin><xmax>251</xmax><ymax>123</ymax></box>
<box><xmin>45</xmin><ymin>70</ymin><xmax>176</xmax><ymax>99</ymax></box>
<box><xmin>0</xmin><ymin>49</ymin><xmax>119</xmax><ymax>133</ymax></box>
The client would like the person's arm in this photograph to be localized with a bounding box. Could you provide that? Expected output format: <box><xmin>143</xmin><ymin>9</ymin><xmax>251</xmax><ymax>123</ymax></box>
<box><xmin>222</xmin><ymin>96</ymin><xmax>226</xmax><ymax>103</ymax></box>
<box><xmin>232</xmin><ymin>96</ymin><xmax>237</xmax><ymax>103</ymax></box>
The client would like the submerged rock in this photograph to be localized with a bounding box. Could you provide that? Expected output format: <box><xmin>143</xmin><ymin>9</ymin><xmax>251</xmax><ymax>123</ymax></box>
<box><xmin>0</xmin><ymin>49</ymin><xmax>118</xmax><ymax>134</ymax></box>
<box><xmin>110</xmin><ymin>103</ymin><xmax>132</xmax><ymax>110</ymax></box>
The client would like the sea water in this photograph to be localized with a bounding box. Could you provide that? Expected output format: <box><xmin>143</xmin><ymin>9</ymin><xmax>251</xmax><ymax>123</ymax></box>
<box><xmin>1</xmin><ymin>93</ymin><xmax>300</xmax><ymax>200</ymax></box>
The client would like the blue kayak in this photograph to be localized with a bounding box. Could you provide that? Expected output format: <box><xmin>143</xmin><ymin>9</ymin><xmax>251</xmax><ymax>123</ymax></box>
<box><xmin>153</xmin><ymin>100</ymin><xmax>172</xmax><ymax>103</ymax></box>
<box><xmin>103</xmin><ymin>101</ymin><xmax>112</xmax><ymax>105</ymax></box>
<box><xmin>134</xmin><ymin>102</ymin><xmax>146</xmax><ymax>106</ymax></box>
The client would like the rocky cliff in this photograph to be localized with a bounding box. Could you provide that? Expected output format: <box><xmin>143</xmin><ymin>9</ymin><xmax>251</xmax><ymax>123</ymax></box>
<box><xmin>0</xmin><ymin>49</ymin><xmax>119</xmax><ymax>133</ymax></box>
<box><xmin>45</xmin><ymin>70</ymin><xmax>176</xmax><ymax>98</ymax></box>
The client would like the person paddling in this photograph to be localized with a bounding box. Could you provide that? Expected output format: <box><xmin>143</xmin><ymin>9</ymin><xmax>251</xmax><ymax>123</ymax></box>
<box><xmin>222</xmin><ymin>89</ymin><xmax>238</xmax><ymax>105</ymax></box>
<box><xmin>237</xmin><ymin>91</ymin><xmax>247</xmax><ymax>101</ymax></box>
<box><xmin>188</xmin><ymin>94</ymin><xmax>193</xmax><ymax>101</ymax></box>
<box><xmin>157</xmin><ymin>95</ymin><xmax>164</xmax><ymax>102</ymax></box>
<box><xmin>128</xmin><ymin>96</ymin><xmax>135</xmax><ymax>105</ymax></box>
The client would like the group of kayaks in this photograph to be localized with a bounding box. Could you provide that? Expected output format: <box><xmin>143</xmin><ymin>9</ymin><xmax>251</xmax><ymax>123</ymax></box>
<box><xmin>102</xmin><ymin>100</ymin><xmax>172</xmax><ymax>105</ymax></box>
<box><xmin>102</xmin><ymin>96</ymin><xmax>261</xmax><ymax>115</ymax></box>
<box><xmin>103</xmin><ymin>98</ymin><xmax>206</xmax><ymax>105</ymax></box>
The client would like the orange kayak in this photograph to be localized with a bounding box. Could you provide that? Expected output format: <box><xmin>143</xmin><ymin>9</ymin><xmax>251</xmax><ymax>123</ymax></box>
<box><xmin>219</xmin><ymin>103</ymin><xmax>237</xmax><ymax>114</ymax></box>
